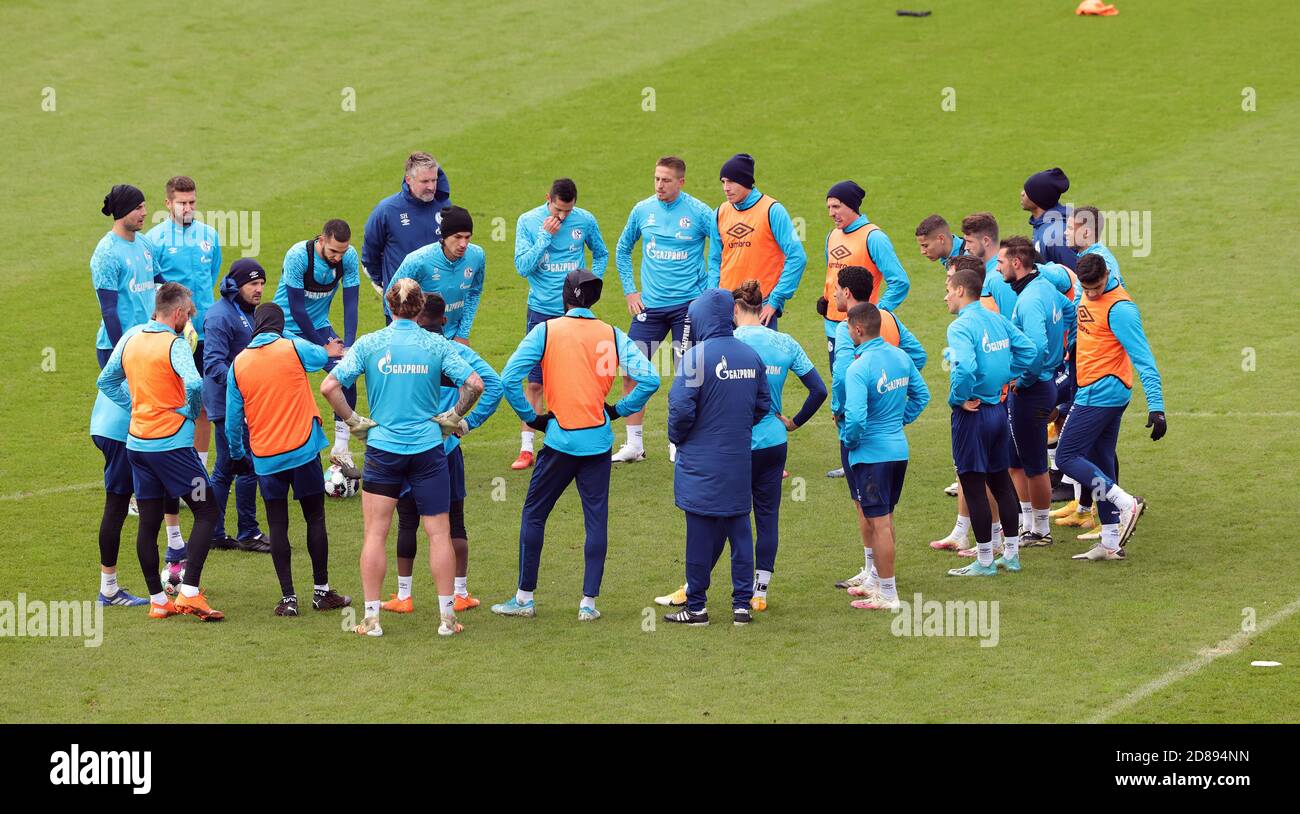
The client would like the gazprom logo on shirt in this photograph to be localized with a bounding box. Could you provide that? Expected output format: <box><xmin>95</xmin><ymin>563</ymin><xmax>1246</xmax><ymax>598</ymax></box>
<box><xmin>305</xmin><ymin>289</ymin><xmax>332</xmax><ymax>300</ymax></box>
<box><xmin>981</xmin><ymin>330</ymin><xmax>1010</xmax><ymax>353</ymax></box>
<box><xmin>645</xmin><ymin>239</ymin><xmax>689</xmax><ymax>262</ymax></box>
<box><xmin>715</xmin><ymin>356</ymin><xmax>757</xmax><ymax>381</ymax></box>
<box><xmin>541</xmin><ymin>260</ymin><xmax>580</xmax><ymax>273</ymax></box>
<box><xmin>128</xmin><ymin>279</ymin><xmax>155</xmax><ymax>294</ymax></box>
<box><xmin>377</xmin><ymin>353</ymin><xmax>429</xmax><ymax>375</ymax></box>
<box><xmin>1052</xmin><ymin>306</ymin><xmax>1063</xmax><ymax>324</ymax></box>
<box><xmin>877</xmin><ymin>368</ymin><xmax>909</xmax><ymax>394</ymax></box>
<box><xmin>765</xmin><ymin>364</ymin><xmax>782</xmax><ymax>376</ymax></box>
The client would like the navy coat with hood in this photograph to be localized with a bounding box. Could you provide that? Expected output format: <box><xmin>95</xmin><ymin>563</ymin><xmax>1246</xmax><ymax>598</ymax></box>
<box><xmin>362</xmin><ymin>171</ymin><xmax>452</xmax><ymax>290</ymax></box>
<box><xmin>668</xmin><ymin>289</ymin><xmax>771</xmax><ymax>517</ymax></box>
<box><xmin>202</xmin><ymin>274</ymin><xmax>258</xmax><ymax>420</ymax></box>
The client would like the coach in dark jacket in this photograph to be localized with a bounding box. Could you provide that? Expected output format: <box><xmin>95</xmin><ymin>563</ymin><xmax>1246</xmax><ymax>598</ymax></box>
<box><xmin>666</xmin><ymin>288</ymin><xmax>770</xmax><ymax>624</ymax></box>
<box><xmin>362</xmin><ymin>153</ymin><xmax>451</xmax><ymax>321</ymax></box>
<box><xmin>202</xmin><ymin>259</ymin><xmax>268</xmax><ymax>551</ymax></box>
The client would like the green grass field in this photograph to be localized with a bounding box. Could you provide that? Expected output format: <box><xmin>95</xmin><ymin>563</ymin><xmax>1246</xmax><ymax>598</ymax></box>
<box><xmin>1</xmin><ymin>0</ymin><xmax>1297</xmax><ymax>723</ymax></box>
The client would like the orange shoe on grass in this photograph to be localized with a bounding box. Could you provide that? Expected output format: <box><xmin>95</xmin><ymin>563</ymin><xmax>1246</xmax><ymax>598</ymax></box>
<box><xmin>511</xmin><ymin>450</ymin><xmax>535</xmax><ymax>470</ymax></box>
<box><xmin>174</xmin><ymin>592</ymin><xmax>225</xmax><ymax>621</ymax></box>
<box><xmin>381</xmin><ymin>594</ymin><xmax>413</xmax><ymax>613</ymax></box>
<box><xmin>453</xmin><ymin>594</ymin><xmax>481</xmax><ymax>612</ymax></box>
<box><xmin>149</xmin><ymin>599</ymin><xmax>179</xmax><ymax>619</ymax></box>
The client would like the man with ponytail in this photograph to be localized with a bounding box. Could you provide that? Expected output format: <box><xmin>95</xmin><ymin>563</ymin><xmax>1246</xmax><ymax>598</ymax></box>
<box><xmin>323</xmin><ymin>279</ymin><xmax>484</xmax><ymax>638</ymax></box>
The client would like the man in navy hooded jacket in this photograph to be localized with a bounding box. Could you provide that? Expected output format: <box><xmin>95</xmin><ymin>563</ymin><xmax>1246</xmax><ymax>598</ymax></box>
<box><xmin>202</xmin><ymin>259</ymin><xmax>269</xmax><ymax>551</ymax></box>
<box><xmin>362</xmin><ymin>152</ymin><xmax>451</xmax><ymax>316</ymax></box>
<box><xmin>665</xmin><ymin>288</ymin><xmax>770</xmax><ymax>626</ymax></box>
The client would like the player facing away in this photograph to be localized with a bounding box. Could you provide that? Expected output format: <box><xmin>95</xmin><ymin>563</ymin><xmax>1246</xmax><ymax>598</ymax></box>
<box><xmin>386</xmin><ymin>205</ymin><xmax>484</xmax><ymax>343</ymax></box>
<box><xmin>145</xmin><ymin>176</ymin><xmax>222</xmax><ymax>472</ymax></box>
<box><xmin>611</xmin><ymin>155</ymin><xmax>717</xmax><ymax>463</ymax></box>
<box><xmin>384</xmin><ymin>293</ymin><xmax>503</xmax><ymax>615</ymax></box>
<box><xmin>272</xmin><ymin>219</ymin><xmax>360</xmax><ymax>476</ymax></box>
<box><xmin>828</xmin><ymin>267</ymin><xmax>927</xmax><ymax>591</ymax></box>
<box><xmin>1060</xmin><ymin>253</ymin><xmax>1165</xmax><ymax>561</ymax></box>
<box><xmin>96</xmin><ymin>283</ymin><xmax>225</xmax><ymax>620</ymax></box>
<box><xmin>840</xmin><ymin>303</ymin><xmax>930</xmax><ymax>611</ymax></box>
<box><xmin>708</xmin><ymin>153</ymin><xmax>806</xmax><ymax>331</ymax></box>
<box><xmin>225</xmin><ymin>303</ymin><xmax>351</xmax><ymax>616</ymax></box>
<box><xmin>998</xmin><ymin>237</ymin><xmax>1076</xmax><ymax>546</ymax></box>
<box><xmin>323</xmin><ymin>280</ymin><xmax>483</xmax><ymax>637</ymax></box>
<box><xmin>941</xmin><ymin>269</ymin><xmax>1038</xmax><ymax>578</ymax></box>
<box><xmin>654</xmin><ymin>280</ymin><xmax>826</xmax><ymax>611</ymax></box>
<box><xmin>915</xmin><ymin>214</ymin><xmax>967</xmax><ymax>271</ymax></box>
<box><xmin>663</xmin><ymin>288</ymin><xmax>770</xmax><ymax>627</ymax></box>
<box><xmin>511</xmin><ymin>178</ymin><xmax>609</xmax><ymax>470</ymax></box>
<box><xmin>818</xmin><ymin>179</ymin><xmax>911</xmax><ymax>477</ymax></box>
<box><xmin>493</xmin><ymin>270</ymin><xmax>658</xmax><ymax>621</ymax></box>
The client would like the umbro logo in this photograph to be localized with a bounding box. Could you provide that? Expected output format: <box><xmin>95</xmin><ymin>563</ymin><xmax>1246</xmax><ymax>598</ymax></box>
<box><xmin>1078</xmin><ymin>306</ymin><xmax>1095</xmax><ymax>323</ymax></box>
<box><xmin>830</xmin><ymin>245</ymin><xmax>852</xmax><ymax>261</ymax></box>
<box><xmin>726</xmin><ymin>223</ymin><xmax>754</xmax><ymax>240</ymax></box>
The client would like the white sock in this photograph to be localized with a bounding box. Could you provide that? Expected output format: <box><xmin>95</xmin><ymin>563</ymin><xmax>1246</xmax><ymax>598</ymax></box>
<box><xmin>952</xmin><ymin>514</ymin><xmax>971</xmax><ymax>540</ymax></box>
<box><xmin>863</xmin><ymin>546</ymin><xmax>871</xmax><ymax>571</ymax></box>
<box><xmin>334</xmin><ymin>421</ymin><xmax>350</xmax><ymax>453</ymax></box>
<box><xmin>1019</xmin><ymin>501</ymin><xmax>1032</xmax><ymax>534</ymax></box>
<box><xmin>314</xmin><ymin>583</ymin><xmax>329</xmax><ymax>593</ymax></box>
<box><xmin>150</xmin><ymin>591</ymin><xmax>167</xmax><ymax>605</ymax></box>
<box><xmin>180</xmin><ymin>584</ymin><xmax>199</xmax><ymax>598</ymax></box>
<box><xmin>1105</xmin><ymin>484</ymin><xmax>1136</xmax><ymax>512</ymax></box>
<box><xmin>454</xmin><ymin>577</ymin><xmax>468</xmax><ymax>597</ymax></box>
<box><xmin>200</xmin><ymin>449</ymin><xmax>210</xmax><ymax>469</ymax></box>
<box><xmin>866</xmin><ymin>548</ymin><xmax>878</xmax><ymax>580</ymax></box>
<box><xmin>879</xmin><ymin>576</ymin><xmax>897</xmax><ymax>601</ymax></box>
<box><xmin>364</xmin><ymin>600</ymin><xmax>380</xmax><ymax>619</ymax></box>
<box><xmin>1069</xmin><ymin>478</ymin><xmax>1082</xmax><ymax>502</ymax></box>
<box><xmin>754</xmin><ymin>569</ymin><xmax>771</xmax><ymax>597</ymax></box>
<box><xmin>977</xmin><ymin>541</ymin><xmax>994</xmax><ymax>566</ymax></box>
<box><xmin>516</xmin><ymin>589</ymin><xmax>534</xmax><ymax>604</ymax></box>
<box><xmin>626</xmin><ymin>424</ymin><xmax>644</xmax><ymax>450</ymax></box>
<box><xmin>438</xmin><ymin>595</ymin><xmax>455</xmax><ymax>615</ymax></box>
<box><xmin>1033</xmin><ymin>509</ymin><xmax>1051</xmax><ymax>535</ymax></box>
<box><xmin>992</xmin><ymin>522</ymin><xmax>1003</xmax><ymax>545</ymax></box>
<box><xmin>1076</xmin><ymin>502</ymin><xmax>1090</xmax><ymax>516</ymax></box>
<box><xmin>1003</xmin><ymin>534</ymin><xmax>1019</xmax><ymax>559</ymax></box>
<box><xmin>100</xmin><ymin>571</ymin><xmax>118</xmax><ymax>596</ymax></box>
<box><xmin>166</xmin><ymin>526</ymin><xmax>185</xmax><ymax>550</ymax></box>
<box><xmin>580</xmin><ymin>596</ymin><xmax>596</xmax><ymax>610</ymax></box>
<box><xmin>1101</xmin><ymin>524</ymin><xmax>1121</xmax><ymax>551</ymax></box>
<box><xmin>520</xmin><ymin>431</ymin><xmax>534</xmax><ymax>453</ymax></box>
<box><xmin>396</xmin><ymin>576</ymin><xmax>412</xmax><ymax>600</ymax></box>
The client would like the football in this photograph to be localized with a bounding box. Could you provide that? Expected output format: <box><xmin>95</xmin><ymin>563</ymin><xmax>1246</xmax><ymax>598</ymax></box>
<box><xmin>323</xmin><ymin>464</ymin><xmax>359</xmax><ymax>499</ymax></box>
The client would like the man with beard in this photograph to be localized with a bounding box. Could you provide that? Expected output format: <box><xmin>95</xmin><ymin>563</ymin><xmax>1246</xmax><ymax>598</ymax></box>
<box><xmin>272</xmin><ymin>220</ymin><xmax>359</xmax><ymax>475</ymax></box>
<box><xmin>387</xmin><ymin>205</ymin><xmax>483</xmax><ymax>344</ymax></box>
<box><xmin>363</xmin><ymin>152</ymin><xmax>452</xmax><ymax>323</ymax></box>
<box><xmin>202</xmin><ymin>259</ymin><xmax>280</xmax><ymax>556</ymax></box>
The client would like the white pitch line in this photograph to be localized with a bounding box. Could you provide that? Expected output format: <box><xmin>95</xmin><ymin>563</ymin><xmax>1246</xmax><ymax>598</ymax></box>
<box><xmin>1087</xmin><ymin>596</ymin><xmax>1300</xmax><ymax>723</ymax></box>
<box><xmin>0</xmin><ymin>481</ymin><xmax>102</xmax><ymax>502</ymax></box>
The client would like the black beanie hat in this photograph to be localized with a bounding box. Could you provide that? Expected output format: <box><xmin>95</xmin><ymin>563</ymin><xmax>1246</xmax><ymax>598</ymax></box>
<box><xmin>102</xmin><ymin>184</ymin><xmax>145</xmax><ymax>219</ymax></box>
<box><xmin>439</xmin><ymin>205</ymin><xmax>473</xmax><ymax>238</ymax></box>
<box><xmin>252</xmin><ymin>303</ymin><xmax>286</xmax><ymax>337</ymax></box>
<box><xmin>228</xmin><ymin>258</ymin><xmax>266</xmax><ymax>289</ymax></box>
<box><xmin>1023</xmin><ymin>168</ymin><xmax>1070</xmax><ymax>210</ymax></box>
<box><xmin>562</xmin><ymin>269</ymin><xmax>603</xmax><ymax>310</ymax></box>
<box><xmin>719</xmin><ymin>153</ymin><xmax>756</xmax><ymax>189</ymax></box>
<box><xmin>826</xmin><ymin>180</ymin><xmax>866</xmax><ymax>213</ymax></box>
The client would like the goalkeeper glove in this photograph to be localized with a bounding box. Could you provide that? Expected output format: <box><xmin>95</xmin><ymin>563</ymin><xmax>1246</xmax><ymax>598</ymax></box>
<box><xmin>229</xmin><ymin>455</ymin><xmax>254</xmax><ymax>477</ymax></box>
<box><xmin>816</xmin><ymin>297</ymin><xmax>829</xmax><ymax>317</ymax></box>
<box><xmin>344</xmin><ymin>412</ymin><xmax>378</xmax><ymax>440</ymax></box>
<box><xmin>604</xmin><ymin>403</ymin><xmax>621</xmax><ymax>422</ymax></box>
<box><xmin>433</xmin><ymin>409</ymin><xmax>469</xmax><ymax>436</ymax></box>
<box><xmin>182</xmin><ymin>320</ymin><xmax>199</xmax><ymax>353</ymax></box>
